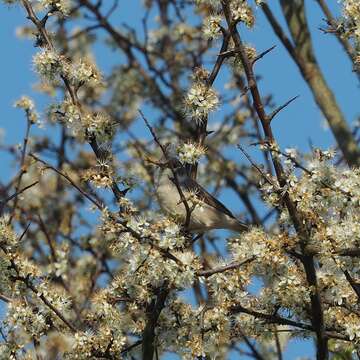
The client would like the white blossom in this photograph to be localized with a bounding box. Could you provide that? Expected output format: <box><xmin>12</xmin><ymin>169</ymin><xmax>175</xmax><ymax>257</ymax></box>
<box><xmin>185</xmin><ymin>82</ymin><xmax>219</xmax><ymax>120</ymax></box>
<box><xmin>177</xmin><ymin>142</ymin><xmax>206</xmax><ymax>164</ymax></box>
<box><xmin>202</xmin><ymin>15</ymin><xmax>222</xmax><ymax>39</ymax></box>
<box><xmin>38</xmin><ymin>0</ymin><xmax>71</xmax><ymax>15</ymax></box>
<box><xmin>33</xmin><ymin>49</ymin><xmax>64</xmax><ymax>80</ymax></box>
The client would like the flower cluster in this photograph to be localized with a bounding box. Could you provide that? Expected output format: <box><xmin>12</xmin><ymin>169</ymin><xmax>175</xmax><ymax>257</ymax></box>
<box><xmin>33</xmin><ymin>49</ymin><xmax>65</xmax><ymax>80</ymax></box>
<box><xmin>50</xmin><ymin>100</ymin><xmax>114</xmax><ymax>142</ymax></box>
<box><xmin>177</xmin><ymin>142</ymin><xmax>206</xmax><ymax>164</ymax></box>
<box><xmin>342</xmin><ymin>0</ymin><xmax>360</xmax><ymax>22</ymax></box>
<box><xmin>0</xmin><ymin>215</ymin><xmax>18</xmax><ymax>249</ymax></box>
<box><xmin>14</xmin><ymin>96</ymin><xmax>34</xmax><ymax>112</ymax></box>
<box><xmin>151</xmin><ymin>219</ymin><xmax>186</xmax><ymax>250</ymax></box>
<box><xmin>14</xmin><ymin>96</ymin><xmax>38</xmax><ymax>123</ymax></box>
<box><xmin>202</xmin><ymin>15</ymin><xmax>222</xmax><ymax>39</ymax></box>
<box><xmin>229</xmin><ymin>44</ymin><xmax>257</xmax><ymax>74</ymax></box>
<box><xmin>64</xmin><ymin>329</ymin><xmax>126</xmax><ymax>359</ymax></box>
<box><xmin>38</xmin><ymin>0</ymin><xmax>71</xmax><ymax>15</ymax></box>
<box><xmin>230</xmin><ymin>0</ymin><xmax>255</xmax><ymax>27</ymax></box>
<box><xmin>82</xmin><ymin>111</ymin><xmax>114</xmax><ymax>142</ymax></box>
<box><xmin>185</xmin><ymin>81</ymin><xmax>219</xmax><ymax>120</ymax></box>
<box><xmin>69</xmin><ymin>58</ymin><xmax>101</xmax><ymax>87</ymax></box>
<box><xmin>82</xmin><ymin>166</ymin><xmax>114</xmax><ymax>189</ymax></box>
<box><xmin>6</xmin><ymin>301</ymin><xmax>49</xmax><ymax>339</ymax></box>
<box><xmin>340</xmin><ymin>0</ymin><xmax>360</xmax><ymax>67</ymax></box>
<box><xmin>54</xmin><ymin>100</ymin><xmax>83</xmax><ymax>136</ymax></box>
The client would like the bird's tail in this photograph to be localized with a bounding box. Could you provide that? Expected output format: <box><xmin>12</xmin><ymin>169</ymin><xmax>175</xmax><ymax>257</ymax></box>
<box><xmin>227</xmin><ymin>218</ymin><xmax>248</xmax><ymax>233</ymax></box>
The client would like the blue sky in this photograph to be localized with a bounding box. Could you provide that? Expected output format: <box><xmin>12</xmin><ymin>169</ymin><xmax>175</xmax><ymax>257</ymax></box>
<box><xmin>0</xmin><ymin>1</ymin><xmax>358</xmax><ymax>359</ymax></box>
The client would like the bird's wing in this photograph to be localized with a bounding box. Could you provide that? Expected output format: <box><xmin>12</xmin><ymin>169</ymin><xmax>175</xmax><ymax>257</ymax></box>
<box><xmin>170</xmin><ymin>175</ymin><xmax>236</xmax><ymax>219</ymax></box>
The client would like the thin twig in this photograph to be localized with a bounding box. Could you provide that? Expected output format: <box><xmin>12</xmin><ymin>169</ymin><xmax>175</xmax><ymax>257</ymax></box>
<box><xmin>267</xmin><ymin>95</ymin><xmax>299</xmax><ymax>122</ymax></box>
<box><xmin>197</xmin><ymin>257</ymin><xmax>255</xmax><ymax>277</ymax></box>
<box><xmin>18</xmin><ymin>222</ymin><xmax>31</xmax><ymax>243</ymax></box>
<box><xmin>251</xmin><ymin>45</ymin><xmax>277</xmax><ymax>65</ymax></box>
<box><xmin>37</xmin><ymin>214</ymin><xmax>57</xmax><ymax>262</ymax></box>
<box><xmin>1</xmin><ymin>181</ymin><xmax>39</xmax><ymax>205</ymax></box>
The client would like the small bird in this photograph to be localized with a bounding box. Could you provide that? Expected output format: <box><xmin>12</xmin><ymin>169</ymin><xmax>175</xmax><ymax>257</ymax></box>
<box><xmin>155</xmin><ymin>150</ymin><xmax>248</xmax><ymax>233</ymax></box>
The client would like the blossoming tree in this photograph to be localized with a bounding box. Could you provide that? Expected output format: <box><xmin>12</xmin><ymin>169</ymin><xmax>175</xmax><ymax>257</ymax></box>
<box><xmin>0</xmin><ymin>0</ymin><xmax>360</xmax><ymax>359</ymax></box>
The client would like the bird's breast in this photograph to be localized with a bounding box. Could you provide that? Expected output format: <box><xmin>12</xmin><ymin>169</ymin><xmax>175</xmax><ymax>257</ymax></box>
<box><xmin>156</xmin><ymin>171</ymin><xmax>185</xmax><ymax>217</ymax></box>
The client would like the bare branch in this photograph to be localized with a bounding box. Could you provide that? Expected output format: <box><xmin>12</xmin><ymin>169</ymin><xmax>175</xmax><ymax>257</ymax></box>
<box><xmin>197</xmin><ymin>257</ymin><xmax>255</xmax><ymax>277</ymax></box>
